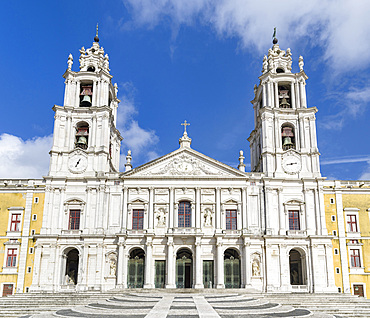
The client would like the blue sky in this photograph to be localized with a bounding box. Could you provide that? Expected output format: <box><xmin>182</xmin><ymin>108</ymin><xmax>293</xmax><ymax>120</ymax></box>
<box><xmin>1</xmin><ymin>1</ymin><xmax>370</xmax><ymax>180</ymax></box>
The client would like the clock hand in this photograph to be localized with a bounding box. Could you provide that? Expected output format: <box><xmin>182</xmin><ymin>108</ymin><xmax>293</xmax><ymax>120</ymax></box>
<box><xmin>75</xmin><ymin>159</ymin><xmax>81</xmax><ymax>167</ymax></box>
<box><xmin>287</xmin><ymin>162</ymin><xmax>297</xmax><ymax>165</ymax></box>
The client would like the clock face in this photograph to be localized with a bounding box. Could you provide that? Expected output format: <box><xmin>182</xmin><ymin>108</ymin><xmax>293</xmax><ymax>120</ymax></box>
<box><xmin>68</xmin><ymin>154</ymin><xmax>87</xmax><ymax>173</ymax></box>
<box><xmin>282</xmin><ymin>156</ymin><xmax>301</xmax><ymax>174</ymax></box>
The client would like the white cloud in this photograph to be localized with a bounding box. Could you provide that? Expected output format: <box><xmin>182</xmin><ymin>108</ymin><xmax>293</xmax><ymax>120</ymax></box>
<box><xmin>117</xmin><ymin>82</ymin><xmax>159</xmax><ymax>169</ymax></box>
<box><xmin>321</xmin><ymin>155</ymin><xmax>370</xmax><ymax>165</ymax></box>
<box><xmin>320</xmin><ymin>86</ymin><xmax>370</xmax><ymax>130</ymax></box>
<box><xmin>123</xmin><ymin>0</ymin><xmax>370</xmax><ymax>72</ymax></box>
<box><xmin>0</xmin><ymin>133</ymin><xmax>53</xmax><ymax>178</ymax></box>
<box><xmin>359</xmin><ymin>161</ymin><xmax>370</xmax><ymax>180</ymax></box>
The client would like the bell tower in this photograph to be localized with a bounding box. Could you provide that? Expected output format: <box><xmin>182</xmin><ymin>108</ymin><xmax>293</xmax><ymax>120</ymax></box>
<box><xmin>248</xmin><ymin>35</ymin><xmax>320</xmax><ymax>178</ymax></box>
<box><xmin>48</xmin><ymin>26</ymin><xmax>122</xmax><ymax>177</ymax></box>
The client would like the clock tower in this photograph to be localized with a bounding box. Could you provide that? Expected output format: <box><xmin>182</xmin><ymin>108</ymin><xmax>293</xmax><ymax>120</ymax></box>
<box><xmin>48</xmin><ymin>28</ymin><xmax>122</xmax><ymax>178</ymax></box>
<box><xmin>248</xmin><ymin>37</ymin><xmax>320</xmax><ymax>179</ymax></box>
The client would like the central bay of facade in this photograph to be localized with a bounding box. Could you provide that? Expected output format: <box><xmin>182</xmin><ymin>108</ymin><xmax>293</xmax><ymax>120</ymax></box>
<box><xmin>31</xmin><ymin>36</ymin><xmax>336</xmax><ymax>294</ymax></box>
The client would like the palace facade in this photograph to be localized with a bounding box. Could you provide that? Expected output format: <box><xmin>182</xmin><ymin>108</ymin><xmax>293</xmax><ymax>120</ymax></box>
<box><xmin>1</xmin><ymin>33</ymin><xmax>370</xmax><ymax>298</ymax></box>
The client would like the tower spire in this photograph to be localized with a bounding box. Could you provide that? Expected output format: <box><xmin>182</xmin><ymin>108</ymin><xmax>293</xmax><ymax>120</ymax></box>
<box><xmin>94</xmin><ymin>23</ymin><xmax>99</xmax><ymax>43</ymax></box>
<box><xmin>272</xmin><ymin>27</ymin><xmax>278</xmax><ymax>44</ymax></box>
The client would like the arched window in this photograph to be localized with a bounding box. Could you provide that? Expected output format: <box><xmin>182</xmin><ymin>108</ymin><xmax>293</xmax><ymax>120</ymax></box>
<box><xmin>281</xmin><ymin>124</ymin><xmax>296</xmax><ymax>150</ymax></box>
<box><xmin>75</xmin><ymin>122</ymin><xmax>89</xmax><ymax>150</ymax></box>
<box><xmin>178</xmin><ymin>201</ymin><xmax>191</xmax><ymax>228</ymax></box>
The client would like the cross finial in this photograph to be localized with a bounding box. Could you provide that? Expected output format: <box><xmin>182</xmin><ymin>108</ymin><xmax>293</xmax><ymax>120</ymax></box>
<box><xmin>181</xmin><ymin>120</ymin><xmax>190</xmax><ymax>134</ymax></box>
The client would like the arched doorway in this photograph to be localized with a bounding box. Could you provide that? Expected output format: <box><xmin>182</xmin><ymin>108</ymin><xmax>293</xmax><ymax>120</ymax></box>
<box><xmin>65</xmin><ymin>249</ymin><xmax>79</xmax><ymax>285</ymax></box>
<box><xmin>289</xmin><ymin>249</ymin><xmax>305</xmax><ymax>285</ymax></box>
<box><xmin>224</xmin><ymin>248</ymin><xmax>241</xmax><ymax>288</ymax></box>
<box><xmin>176</xmin><ymin>248</ymin><xmax>193</xmax><ymax>288</ymax></box>
<box><xmin>128</xmin><ymin>248</ymin><xmax>145</xmax><ymax>288</ymax></box>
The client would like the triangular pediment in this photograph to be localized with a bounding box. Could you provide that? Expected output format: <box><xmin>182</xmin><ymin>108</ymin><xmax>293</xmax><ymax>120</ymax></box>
<box><xmin>123</xmin><ymin>148</ymin><xmax>246</xmax><ymax>178</ymax></box>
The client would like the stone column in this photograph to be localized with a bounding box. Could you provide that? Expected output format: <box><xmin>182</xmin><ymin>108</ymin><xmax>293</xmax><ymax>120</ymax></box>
<box><xmin>290</xmin><ymin>81</ymin><xmax>296</xmax><ymax>109</ymax></box>
<box><xmin>122</xmin><ymin>187</ymin><xmax>128</xmax><ymax>230</ymax></box>
<box><xmin>278</xmin><ymin>188</ymin><xmax>285</xmax><ymax>235</ymax></box>
<box><xmin>262</xmin><ymin>83</ymin><xmax>267</xmax><ymax>107</ymax></box>
<box><xmin>274</xmin><ymin>82</ymin><xmax>279</xmax><ymax>108</ymax></box>
<box><xmin>196</xmin><ymin>188</ymin><xmax>201</xmax><ymax>229</ymax></box>
<box><xmin>216</xmin><ymin>239</ymin><xmax>224</xmax><ymax>288</ymax></box>
<box><xmin>169</xmin><ymin>188</ymin><xmax>174</xmax><ymax>229</ymax></box>
<box><xmin>122</xmin><ymin>245</ymin><xmax>128</xmax><ymax>288</ymax></box>
<box><xmin>243</xmin><ymin>239</ymin><xmax>251</xmax><ymax>288</ymax></box>
<box><xmin>117</xmin><ymin>242</ymin><xmax>124</xmax><ymax>287</ymax></box>
<box><xmin>242</xmin><ymin>187</ymin><xmax>248</xmax><ymax>229</ymax></box>
<box><xmin>194</xmin><ymin>238</ymin><xmax>203</xmax><ymax>288</ymax></box>
<box><xmin>148</xmin><ymin>187</ymin><xmax>154</xmax><ymax>230</ymax></box>
<box><xmin>144</xmin><ymin>238</ymin><xmax>154</xmax><ymax>288</ymax></box>
<box><xmin>216</xmin><ymin>188</ymin><xmax>221</xmax><ymax>230</ymax></box>
<box><xmin>166</xmin><ymin>237</ymin><xmax>175</xmax><ymax>288</ymax></box>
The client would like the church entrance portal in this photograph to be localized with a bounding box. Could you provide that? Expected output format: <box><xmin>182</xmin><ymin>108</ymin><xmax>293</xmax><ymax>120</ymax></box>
<box><xmin>289</xmin><ymin>249</ymin><xmax>305</xmax><ymax>285</ymax></box>
<box><xmin>224</xmin><ymin>249</ymin><xmax>241</xmax><ymax>288</ymax></box>
<box><xmin>128</xmin><ymin>248</ymin><xmax>145</xmax><ymax>288</ymax></box>
<box><xmin>176</xmin><ymin>249</ymin><xmax>193</xmax><ymax>288</ymax></box>
<box><xmin>65</xmin><ymin>249</ymin><xmax>79</xmax><ymax>285</ymax></box>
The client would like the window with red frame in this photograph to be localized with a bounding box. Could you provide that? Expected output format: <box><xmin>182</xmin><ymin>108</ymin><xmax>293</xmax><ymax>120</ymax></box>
<box><xmin>226</xmin><ymin>210</ymin><xmax>237</xmax><ymax>230</ymax></box>
<box><xmin>289</xmin><ymin>210</ymin><xmax>300</xmax><ymax>230</ymax></box>
<box><xmin>6</xmin><ymin>248</ymin><xmax>17</xmax><ymax>267</ymax></box>
<box><xmin>178</xmin><ymin>201</ymin><xmax>191</xmax><ymax>227</ymax></box>
<box><xmin>350</xmin><ymin>249</ymin><xmax>361</xmax><ymax>267</ymax></box>
<box><xmin>69</xmin><ymin>210</ymin><xmax>80</xmax><ymax>230</ymax></box>
<box><xmin>132</xmin><ymin>209</ymin><xmax>144</xmax><ymax>230</ymax></box>
<box><xmin>347</xmin><ymin>214</ymin><xmax>358</xmax><ymax>232</ymax></box>
<box><xmin>10</xmin><ymin>213</ymin><xmax>21</xmax><ymax>231</ymax></box>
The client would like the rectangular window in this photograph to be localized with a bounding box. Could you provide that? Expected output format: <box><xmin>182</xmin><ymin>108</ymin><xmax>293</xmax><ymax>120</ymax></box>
<box><xmin>29</xmin><ymin>247</ymin><xmax>34</xmax><ymax>254</ymax></box>
<box><xmin>34</xmin><ymin>197</ymin><xmax>39</xmax><ymax>204</ymax></box>
<box><xmin>6</xmin><ymin>248</ymin><xmax>17</xmax><ymax>267</ymax></box>
<box><xmin>27</xmin><ymin>266</ymin><xmax>32</xmax><ymax>273</ymax></box>
<box><xmin>2</xmin><ymin>284</ymin><xmax>13</xmax><ymax>297</ymax></box>
<box><xmin>132</xmin><ymin>209</ymin><xmax>144</xmax><ymax>230</ymax></box>
<box><xmin>10</xmin><ymin>213</ymin><xmax>21</xmax><ymax>231</ymax></box>
<box><xmin>330</xmin><ymin>198</ymin><xmax>335</xmax><ymax>204</ymax></box>
<box><xmin>178</xmin><ymin>202</ymin><xmax>191</xmax><ymax>228</ymax></box>
<box><xmin>347</xmin><ymin>214</ymin><xmax>358</xmax><ymax>232</ymax></box>
<box><xmin>25</xmin><ymin>287</ymin><xmax>30</xmax><ymax>293</ymax></box>
<box><xmin>226</xmin><ymin>210</ymin><xmax>237</xmax><ymax>230</ymax></box>
<box><xmin>32</xmin><ymin>214</ymin><xmax>37</xmax><ymax>221</ymax></box>
<box><xmin>350</xmin><ymin>249</ymin><xmax>361</xmax><ymax>267</ymax></box>
<box><xmin>331</xmin><ymin>215</ymin><xmax>336</xmax><ymax>222</ymax></box>
<box><xmin>31</xmin><ymin>229</ymin><xmax>35</xmax><ymax>236</ymax></box>
<box><xmin>69</xmin><ymin>210</ymin><xmax>81</xmax><ymax>230</ymax></box>
<box><xmin>288</xmin><ymin>210</ymin><xmax>300</xmax><ymax>230</ymax></box>
<box><xmin>334</xmin><ymin>248</ymin><xmax>339</xmax><ymax>255</ymax></box>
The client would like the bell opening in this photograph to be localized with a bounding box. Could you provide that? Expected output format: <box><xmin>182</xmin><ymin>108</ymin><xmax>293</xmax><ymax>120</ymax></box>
<box><xmin>281</xmin><ymin>125</ymin><xmax>295</xmax><ymax>151</ymax></box>
<box><xmin>87</xmin><ymin>66</ymin><xmax>95</xmax><ymax>72</ymax></box>
<box><xmin>75</xmin><ymin>122</ymin><xmax>89</xmax><ymax>150</ymax></box>
<box><xmin>80</xmin><ymin>84</ymin><xmax>93</xmax><ymax>107</ymax></box>
<box><xmin>278</xmin><ymin>84</ymin><xmax>291</xmax><ymax>108</ymax></box>
<box><xmin>276</xmin><ymin>68</ymin><xmax>285</xmax><ymax>73</ymax></box>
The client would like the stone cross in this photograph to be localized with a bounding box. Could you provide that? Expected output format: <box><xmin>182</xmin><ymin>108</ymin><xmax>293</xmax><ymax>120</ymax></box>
<box><xmin>181</xmin><ymin>120</ymin><xmax>190</xmax><ymax>134</ymax></box>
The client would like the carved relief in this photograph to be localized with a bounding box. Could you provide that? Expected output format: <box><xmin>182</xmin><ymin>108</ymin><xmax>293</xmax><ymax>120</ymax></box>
<box><xmin>139</xmin><ymin>154</ymin><xmax>228</xmax><ymax>176</ymax></box>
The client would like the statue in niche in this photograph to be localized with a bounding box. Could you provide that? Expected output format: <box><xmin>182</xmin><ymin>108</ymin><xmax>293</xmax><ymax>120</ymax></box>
<box><xmin>204</xmin><ymin>209</ymin><xmax>212</xmax><ymax>226</ymax></box>
<box><xmin>156</xmin><ymin>208</ymin><xmax>166</xmax><ymax>226</ymax></box>
<box><xmin>66</xmin><ymin>270</ymin><xmax>76</xmax><ymax>284</ymax></box>
<box><xmin>109</xmin><ymin>259</ymin><xmax>116</xmax><ymax>276</ymax></box>
<box><xmin>252</xmin><ymin>258</ymin><xmax>260</xmax><ymax>277</ymax></box>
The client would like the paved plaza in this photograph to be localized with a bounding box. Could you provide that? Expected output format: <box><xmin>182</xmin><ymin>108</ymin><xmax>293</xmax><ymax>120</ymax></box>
<box><xmin>2</xmin><ymin>291</ymin><xmax>368</xmax><ymax>318</ymax></box>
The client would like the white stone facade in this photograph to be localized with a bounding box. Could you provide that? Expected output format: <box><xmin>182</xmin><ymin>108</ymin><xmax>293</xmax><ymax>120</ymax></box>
<box><xmin>31</xmin><ymin>36</ymin><xmax>336</xmax><ymax>294</ymax></box>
